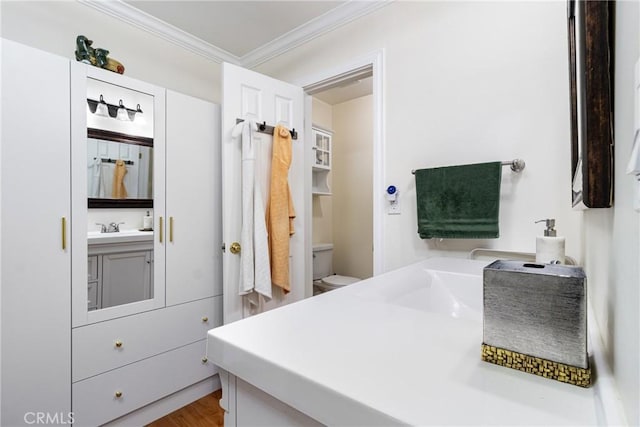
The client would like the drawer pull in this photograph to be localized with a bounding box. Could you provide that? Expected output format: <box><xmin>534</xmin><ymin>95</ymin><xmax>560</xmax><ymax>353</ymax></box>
<box><xmin>114</xmin><ymin>390</ymin><xmax>123</xmax><ymax>398</ymax></box>
<box><xmin>201</xmin><ymin>316</ymin><xmax>209</xmax><ymax>322</ymax></box>
<box><xmin>114</xmin><ymin>340</ymin><xmax>123</xmax><ymax>348</ymax></box>
<box><xmin>201</xmin><ymin>357</ymin><xmax>208</xmax><ymax>363</ymax></box>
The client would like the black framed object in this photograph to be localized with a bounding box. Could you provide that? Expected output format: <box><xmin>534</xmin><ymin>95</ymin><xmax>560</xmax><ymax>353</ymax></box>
<box><xmin>567</xmin><ymin>0</ymin><xmax>614</xmax><ymax>208</ymax></box>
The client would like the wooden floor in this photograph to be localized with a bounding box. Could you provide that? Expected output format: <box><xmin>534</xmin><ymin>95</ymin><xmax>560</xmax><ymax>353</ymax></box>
<box><xmin>146</xmin><ymin>389</ymin><xmax>224</xmax><ymax>427</ymax></box>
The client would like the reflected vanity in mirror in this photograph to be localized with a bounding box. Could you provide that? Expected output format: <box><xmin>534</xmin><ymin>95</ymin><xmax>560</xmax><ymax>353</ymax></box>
<box><xmin>567</xmin><ymin>0</ymin><xmax>614</xmax><ymax>208</ymax></box>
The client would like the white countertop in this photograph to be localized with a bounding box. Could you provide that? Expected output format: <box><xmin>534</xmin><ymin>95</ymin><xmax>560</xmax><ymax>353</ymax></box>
<box><xmin>87</xmin><ymin>229</ymin><xmax>153</xmax><ymax>245</ymax></box>
<box><xmin>207</xmin><ymin>257</ymin><xmax>622</xmax><ymax>426</ymax></box>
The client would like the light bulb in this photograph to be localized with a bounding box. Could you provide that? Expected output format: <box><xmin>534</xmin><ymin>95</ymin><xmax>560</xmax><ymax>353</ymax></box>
<box><xmin>95</xmin><ymin>94</ymin><xmax>109</xmax><ymax>117</ymax></box>
<box><xmin>134</xmin><ymin>104</ymin><xmax>146</xmax><ymax>125</ymax></box>
<box><xmin>116</xmin><ymin>99</ymin><xmax>130</xmax><ymax>121</ymax></box>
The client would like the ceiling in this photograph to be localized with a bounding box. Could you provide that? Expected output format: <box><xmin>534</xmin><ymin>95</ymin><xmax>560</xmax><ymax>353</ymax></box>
<box><xmin>80</xmin><ymin>0</ymin><xmax>380</xmax><ymax>104</ymax></box>
<box><xmin>313</xmin><ymin>76</ymin><xmax>373</xmax><ymax>105</ymax></box>
<box><xmin>123</xmin><ymin>1</ymin><xmax>344</xmax><ymax>58</ymax></box>
<box><xmin>82</xmin><ymin>0</ymin><xmax>390</xmax><ymax>68</ymax></box>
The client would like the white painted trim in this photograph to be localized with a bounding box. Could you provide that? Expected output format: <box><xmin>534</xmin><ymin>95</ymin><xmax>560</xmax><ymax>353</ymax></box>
<box><xmin>300</xmin><ymin>50</ymin><xmax>386</xmax><ymax>276</ymax></box>
<box><xmin>77</xmin><ymin>0</ymin><xmax>240</xmax><ymax>64</ymax></box>
<box><xmin>304</xmin><ymin>94</ymin><xmax>314</xmax><ymax>298</ymax></box>
<box><xmin>240</xmin><ymin>1</ymin><xmax>392</xmax><ymax>68</ymax></box>
<box><xmin>77</xmin><ymin>0</ymin><xmax>392</xmax><ymax>68</ymax></box>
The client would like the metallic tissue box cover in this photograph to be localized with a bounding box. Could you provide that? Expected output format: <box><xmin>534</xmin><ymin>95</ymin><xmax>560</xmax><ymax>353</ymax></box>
<box><xmin>482</xmin><ymin>260</ymin><xmax>588</xmax><ymax>369</ymax></box>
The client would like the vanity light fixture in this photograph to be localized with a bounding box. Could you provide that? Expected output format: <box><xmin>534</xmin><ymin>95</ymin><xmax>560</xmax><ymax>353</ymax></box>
<box><xmin>86</xmin><ymin>95</ymin><xmax>142</xmax><ymax>122</ymax></box>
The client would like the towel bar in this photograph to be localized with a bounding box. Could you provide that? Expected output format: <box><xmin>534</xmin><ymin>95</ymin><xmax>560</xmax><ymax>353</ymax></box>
<box><xmin>411</xmin><ymin>159</ymin><xmax>525</xmax><ymax>175</ymax></box>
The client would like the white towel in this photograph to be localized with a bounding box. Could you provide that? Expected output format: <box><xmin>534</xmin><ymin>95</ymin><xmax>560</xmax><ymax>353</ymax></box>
<box><xmin>88</xmin><ymin>158</ymin><xmax>102</xmax><ymax>198</ymax></box>
<box><xmin>232</xmin><ymin>119</ymin><xmax>272</xmax><ymax>305</ymax></box>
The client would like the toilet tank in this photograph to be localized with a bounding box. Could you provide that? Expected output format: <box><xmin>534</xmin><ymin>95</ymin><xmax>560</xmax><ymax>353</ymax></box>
<box><xmin>312</xmin><ymin>243</ymin><xmax>333</xmax><ymax>280</ymax></box>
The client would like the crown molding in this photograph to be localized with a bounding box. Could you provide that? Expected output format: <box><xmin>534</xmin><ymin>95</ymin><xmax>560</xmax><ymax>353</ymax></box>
<box><xmin>77</xmin><ymin>0</ymin><xmax>240</xmax><ymax>64</ymax></box>
<box><xmin>239</xmin><ymin>1</ymin><xmax>392</xmax><ymax>68</ymax></box>
<box><xmin>78</xmin><ymin>0</ymin><xmax>391</xmax><ymax>68</ymax></box>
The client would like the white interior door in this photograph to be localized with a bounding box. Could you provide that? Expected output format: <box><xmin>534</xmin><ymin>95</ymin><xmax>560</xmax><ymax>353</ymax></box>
<box><xmin>222</xmin><ymin>62</ymin><xmax>305</xmax><ymax>324</ymax></box>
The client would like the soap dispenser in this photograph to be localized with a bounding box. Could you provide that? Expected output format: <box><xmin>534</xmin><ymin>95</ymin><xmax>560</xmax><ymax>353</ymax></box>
<box><xmin>535</xmin><ymin>219</ymin><xmax>565</xmax><ymax>264</ymax></box>
<box><xmin>143</xmin><ymin>211</ymin><xmax>153</xmax><ymax>230</ymax></box>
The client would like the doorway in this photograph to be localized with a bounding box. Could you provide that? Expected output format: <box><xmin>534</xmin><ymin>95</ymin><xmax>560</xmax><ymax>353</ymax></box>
<box><xmin>309</xmin><ymin>74</ymin><xmax>374</xmax><ymax>285</ymax></box>
<box><xmin>300</xmin><ymin>51</ymin><xmax>385</xmax><ymax>297</ymax></box>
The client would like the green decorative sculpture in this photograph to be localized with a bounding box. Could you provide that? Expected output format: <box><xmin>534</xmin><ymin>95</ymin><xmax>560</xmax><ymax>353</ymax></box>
<box><xmin>75</xmin><ymin>35</ymin><xmax>125</xmax><ymax>74</ymax></box>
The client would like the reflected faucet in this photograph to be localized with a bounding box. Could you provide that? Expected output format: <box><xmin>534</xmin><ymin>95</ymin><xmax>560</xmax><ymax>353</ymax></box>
<box><xmin>96</xmin><ymin>222</ymin><xmax>123</xmax><ymax>233</ymax></box>
<box><xmin>108</xmin><ymin>222</ymin><xmax>124</xmax><ymax>233</ymax></box>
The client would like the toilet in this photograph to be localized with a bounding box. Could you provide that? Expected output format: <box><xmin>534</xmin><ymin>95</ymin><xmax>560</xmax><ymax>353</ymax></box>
<box><xmin>313</xmin><ymin>243</ymin><xmax>360</xmax><ymax>294</ymax></box>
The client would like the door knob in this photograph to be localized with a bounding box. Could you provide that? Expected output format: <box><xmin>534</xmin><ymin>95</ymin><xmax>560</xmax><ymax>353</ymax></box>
<box><xmin>230</xmin><ymin>242</ymin><xmax>241</xmax><ymax>254</ymax></box>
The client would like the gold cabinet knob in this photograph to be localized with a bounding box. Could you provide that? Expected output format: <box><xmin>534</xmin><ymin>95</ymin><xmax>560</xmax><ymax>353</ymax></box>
<box><xmin>114</xmin><ymin>391</ymin><xmax>123</xmax><ymax>398</ymax></box>
<box><xmin>201</xmin><ymin>357</ymin><xmax>208</xmax><ymax>363</ymax></box>
<box><xmin>114</xmin><ymin>340</ymin><xmax>123</xmax><ymax>348</ymax></box>
<box><xmin>201</xmin><ymin>316</ymin><xmax>209</xmax><ymax>322</ymax></box>
<box><xmin>229</xmin><ymin>242</ymin><xmax>241</xmax><ymax>254</ymax></box>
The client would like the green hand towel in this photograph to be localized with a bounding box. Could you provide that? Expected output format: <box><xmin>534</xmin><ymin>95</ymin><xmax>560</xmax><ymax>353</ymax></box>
<box><xmin>415</xmin><ymin>162</ymin><xmax>502</xmax><ymax>239</ymax></box>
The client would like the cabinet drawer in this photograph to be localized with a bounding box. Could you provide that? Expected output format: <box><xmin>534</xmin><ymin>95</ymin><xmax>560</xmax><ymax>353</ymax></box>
<box><xmin>72</xmin><ymin>296</ymin><xmax>221</xmax><ymax>382</ymax></box>
<box><xmin>73</xmin><ymin>339</ymin><xmax>216</xmax><ymax>427</ymax></box>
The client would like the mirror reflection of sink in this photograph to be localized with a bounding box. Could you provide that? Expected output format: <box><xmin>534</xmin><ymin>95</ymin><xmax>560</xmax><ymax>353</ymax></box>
<box><xmin>87</xmin><ymin>229</ymin><xmax>153</xmax><ymax>245</ymax></box>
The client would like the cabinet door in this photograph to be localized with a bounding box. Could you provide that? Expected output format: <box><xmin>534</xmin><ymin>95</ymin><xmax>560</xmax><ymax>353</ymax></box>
<box><xmin>0</xmin><ymin>39</ymin><xmax>71</xmax><ymax>425</ymax></box>
<box><xmin>312</xmin><ymin>129</ymin><xmax>332</xmax><ymax>170</ymax></box>
<box><xmin>101</xmin><ymin>251</ymin><xmax>152</xmax><ymax>308</ymax></box>
<box><xmin>166</xmin><ymin>91</ymin><xmax>221</xmax><ymax>305</ymax></box>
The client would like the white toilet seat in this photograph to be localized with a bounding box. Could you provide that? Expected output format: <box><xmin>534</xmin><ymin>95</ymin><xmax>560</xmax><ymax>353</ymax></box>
<box><xmin>320</xmin><ymin>274</ymin><xmax>360</xmax><ymax>288</ymax></box>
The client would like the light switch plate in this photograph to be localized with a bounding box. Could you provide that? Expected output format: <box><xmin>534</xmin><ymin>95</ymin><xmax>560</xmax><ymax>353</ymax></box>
<box><xmin>387</xmin><ymin>201</ymin><xmax>401</xmax><ymax>215</ymax></box>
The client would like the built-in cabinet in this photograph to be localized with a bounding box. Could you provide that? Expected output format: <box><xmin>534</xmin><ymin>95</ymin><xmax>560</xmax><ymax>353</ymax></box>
<box><xmin>311</xmin><ymin>127</ymin><xmax>333</xmax><ymax>195</ymax></box>
<box><xmin>0</xmin><ymin>38</ymin><xmax>72</xmax><ymax>427</ymax></box>
<box><xmin>1</xmin><ymin>39</ymin><xmax>222</xmax><ymax>426</ymax></box>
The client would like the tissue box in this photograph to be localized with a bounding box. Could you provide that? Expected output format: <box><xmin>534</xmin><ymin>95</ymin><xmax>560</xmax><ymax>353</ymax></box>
<box><xmin>481</xmin><ymin>260</ymin><xmax>591</xmax><ymax>387</ymax></box>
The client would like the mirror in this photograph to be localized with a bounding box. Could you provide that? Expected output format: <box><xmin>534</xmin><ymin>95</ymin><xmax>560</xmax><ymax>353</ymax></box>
<box><xmin>567</xmin><ymin>0</ymin><xmax>614</xmax><ymax>208</ymax></box>
<box><xmin>87</xmin><ymin>129</ymin><xmax>153</xmax><ymax>208</ymax></box>
<box><xmin>86</xmin><ymin>77</ymin><xmax>156</xmax><ymax>311</ymax></box>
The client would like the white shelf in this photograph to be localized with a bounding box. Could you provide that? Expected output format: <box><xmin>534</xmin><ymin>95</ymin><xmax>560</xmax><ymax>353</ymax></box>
<box><xmin>311</xmin><ymin>167</ymin><xmax>331</xmax><ymax>195</ymax></box>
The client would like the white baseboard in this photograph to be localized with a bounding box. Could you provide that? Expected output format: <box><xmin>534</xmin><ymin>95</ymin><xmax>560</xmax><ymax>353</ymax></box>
<box><xmin>104</xmin><ymin>374</ymin><xmax>221</xmax><ymax>427</ymax></box>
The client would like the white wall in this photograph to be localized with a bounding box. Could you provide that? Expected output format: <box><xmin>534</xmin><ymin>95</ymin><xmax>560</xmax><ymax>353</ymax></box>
<box><xmin>256</xmin><ymin>1</ymin><xmax>581</xmax><ymax>270</ymax></box>
<box><xmin>311</xmin><ymin>98</ymin><xmax>333</xmax><ymax>244</ymax></box>
<box><xmin>256</xmin><ymin>2</ymin><xmax>638</xmax><ymax>423</ymax></box>
<box><xmin>332</xmin><ymin>95</ymin><xmax>373</xmax><ymax>279</ymax></box>
<box><xmin>582</xmin><ymin>2</ymin><xmax>640</xmax><ymax>425</ymax></box>
<box><xmin>0</xmin><ymin>1</ymin><xmax>221</xmax><ymax>103</ymax></box>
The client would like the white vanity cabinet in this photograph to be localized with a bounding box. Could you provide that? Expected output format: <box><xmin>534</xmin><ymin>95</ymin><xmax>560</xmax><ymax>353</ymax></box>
<box><xmin>69</xmin><ymin>64</ymin><xmax>223</xmax><ymax>425</ymax></box>
<box><xmin>88</xmin><ymin>238</ymin><xmax>154</xmax><ymax>310</ymax></box>
<box><xmin>0</xmin><ymin>39</ymin><xmax>72</xmax><ymax>425</ymax></box>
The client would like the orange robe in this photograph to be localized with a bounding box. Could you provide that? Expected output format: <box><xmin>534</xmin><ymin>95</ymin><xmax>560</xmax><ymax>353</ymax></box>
<box><xmin>266</xmin><ymin>125</ymin><xmax>295</xmax><ymax>293</ymax></box>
